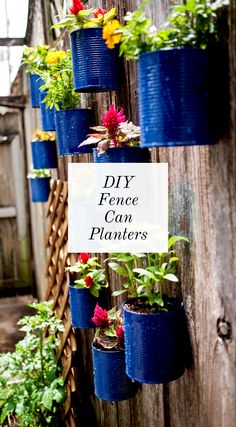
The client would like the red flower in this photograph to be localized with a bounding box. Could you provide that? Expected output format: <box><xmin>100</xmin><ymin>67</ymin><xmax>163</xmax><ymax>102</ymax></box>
<box><xmin>102</xmin><ymin>105</ymin><xmax>126</xmax><ymax>139</ymax></box>
<box><xmin>92</xmin><ymin>304</ymin><xmax>109</xmax><ymax>327</ymax></box>
<box><xmin>93</xmin><ymin>8</ymin><xmax>107</xmax><ymax>18</ymax></box>
<box><xmin>116</xmin><ymin>326</ymin><xmax>124</xmax><ymax>342</ymax></box>
<box><xmin>84</xmin><ymin>275</ymin><xmax>94</xmax><ymax>287</ymax></box>
<box><xmin>78</xmin><ymin>253</ymin><xmax>90</xmax><ymax>264</ymax></box>
<box><xmin>69</xmin><ymin>0</ymin><xmax>85</xmax><ymax>15</ymax></box>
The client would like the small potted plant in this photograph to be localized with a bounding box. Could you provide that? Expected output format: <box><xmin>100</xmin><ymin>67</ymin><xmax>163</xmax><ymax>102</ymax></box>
<box><xmin>27</xmin><ymin>169</ymin><xmax>51</xmax><ymax>203</ymax></box>
<box><xmin>109</xmin><ymin>0</ymin><xmax>228</xmax><ymax>146</ymax></box>
<box><xmin>31</xmin><ymin>129</ymin><xmax>57</xmax><ymax>169</ymax></box>
<box><xmin>107</xmin><ymin>236</ymin><xmax>188</xmax><ymax>384</ymax></box>
<box><xmin>52</xmin><ymin>2</ymin><xmax>122</xmax><ymax>92</ymax></box>
<box><xmin>21</xmin><ymin>45</ymin><xmax>49</xmax><ymax>108</ymax></box>
<box><xmin>39</xmin><ymin>50</ymin><xmax>93</xmax><ymax>155</ymax></box>
<box><xmin>65</xmin><ymin>253</ymin><xmax>108</xmax><ymax>328</ymax></box>
<box><xmin>91</xmin><ymin>304</ymin><xmax>138</xmax><ymax>401</ymax></box>
<box><xmin>39</xmin><ymin>50</ymin><xmax>70</xmax><ymax>132</ymax></box>
<box><xmin>79</xmin><ymin>105</ymin><xmax>150</xmax><ymax>163</ymax></box>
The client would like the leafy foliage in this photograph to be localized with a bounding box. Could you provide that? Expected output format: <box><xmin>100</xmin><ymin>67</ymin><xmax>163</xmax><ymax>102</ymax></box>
<box><xmin>38</xmin><ymin>50</ymin><xmax>80</xmax><ymax>111</ymax></box>
<box><xmin>65</xmin><ymin>254</ymin><xmax>108</xmax><ymax>297</ymax></box>
<box><xmin>27</xmin><ymin>169</ymin><xmax>51</xmax><ymax>179</ymax></box>
<box><xmin>21</xmin><ymin>45</ymin><xmax>51</xmax><ymax>74</ymax></box>
<box><xmin>52</xmin><ymin>7</ymin><xmax>117</xmax><ymax>32</ymax></box>
<box><xmin>79</xmin><ymin>105</ymin><xmax>140</xmax><ymax>155</ymax></box>
<box><xmin>119</xmin><ymin>0</ymin><xmax>229</xmax><ymax>60</ymax></box>
<box><xmin>0</xmin><ymin>302</ymin><xmax>66</xmax><ymax>427</ymax></box>
<box><xmin>107</xmin><ymin>236</ymin><xmax>189</xmax><ymax>311</ymax></box>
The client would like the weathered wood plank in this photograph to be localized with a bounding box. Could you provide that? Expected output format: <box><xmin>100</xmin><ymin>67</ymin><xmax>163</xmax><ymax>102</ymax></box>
<box><xmin>0</xmin><ymin>38</ymin><xmax>25</xmax><ymax>46</ymax></box>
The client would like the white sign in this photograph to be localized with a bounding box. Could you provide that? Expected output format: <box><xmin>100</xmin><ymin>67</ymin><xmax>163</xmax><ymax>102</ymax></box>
<box><xmin>68</xmin><ymin>163</ymin><xmax>168</xmax><ymax>253</ymax></box>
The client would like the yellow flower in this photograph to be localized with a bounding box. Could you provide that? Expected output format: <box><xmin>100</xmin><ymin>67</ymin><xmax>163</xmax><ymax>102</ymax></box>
<box><xmin>103</xmin><ymin>20</ymin><xmax>121</xmax><ymax>49</ymax></box>
<box><xmin>46</xmin><ymin>50</ymin><xmax>66</xmax><ymax>65</ymax></box>
<box><xmin>46</xmin><ymin>52</ymin><xmax>59</xmax><ymax>64</ymax></box>
<box><xmin>57</xmin><ymin>50</ymin><xmax>66</xmax><ymax>60</ymax></box>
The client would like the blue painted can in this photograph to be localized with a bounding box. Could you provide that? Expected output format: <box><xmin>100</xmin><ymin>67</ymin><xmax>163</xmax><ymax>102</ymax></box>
<box><xmin>92</xmin><ymin>345</ymin><xmax>138</xmax><ymax>401</ymax></box>
<box><xmin>69</xmin><ymin>284</ymin><xmax>96</xmax><ymax>328</ymax></box>
<box><xmin>31</xmin><ymin>140</ymin><xmax>58</xmax><ymax>169</ymax></box>
<box><xmin>55</xmin><ymin>109</ymin><xmax>93</xmax><ymax>155</ymax></box>
<box><xmin>123</xmin><ymin>299</ymin><xmax>185</xmax><ymax>384</ymax></box>
<box><xmin>29</xmin><ymin>74</ymin><xmax>44</xmax><ymax>108</ymax></box>
<box><xmin>29</xmin><ymin>177</ymin><xmax>50</xmax><ymax>203</ymax></box>
<box><xmin>93</xmin><ymin>146</ymin><xmax>151</xmax><ymax>163</ymax></box>
<box><xmin>39</xmin><ymin>91</ymin><xmax>56</xmax><ymax>131</ymax></box>
<box><xmin>70</xmin><ymin>28</ymin><xmax>121</xmax><ymax>92</ymax></box>
<box><xmin>138</xmin><ymin>48</ymin><xmax>213</xmax><ymax>146</ymax></box>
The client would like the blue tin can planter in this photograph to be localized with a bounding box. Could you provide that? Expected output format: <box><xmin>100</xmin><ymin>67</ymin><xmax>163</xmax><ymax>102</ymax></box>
<box><xmin>55</xmin><ymin>109</ymin><xmax>93</xmax><ymax>155</ymax></box>
<box><xmin>92</xmin><ymin>345</ymin><xmax>138</xmax><ymax>401</ymax></box>
<box><xmin>29</xmin><ymin>74</ymin><xmax>44</xmax><ymax>108</ymax></box>
<box><xmin>69</xmin><ymin>284</ymin><xmax>97</xmax><ymax>328</ymax></box>
<box><xmin>123</xmin><ymin>299</ymin><xmax>185</xmax><ymax>384</ymax></box>
<box><xmin>70</xmin><ymin>28</ymin><xmax>121</xmax><ymax>93</ymax></box>
<box><xmin>93</xmin><ymin>146</ymin><xmax>151</xmax><ymax>163</ymax></box>
<box><xmin>31</xmin><ymin>140</ymin><xmax>58</xmax><ymax>169</ymax></box>
<box><xmin>39</xmin><ymin>91</ymin><xmax>56</xmax><ymax>131</ymax></box>
<box><xmin>138</xmin><ymin>48</ymin><xmax>213</xmax><ymax>147</ymax></box>
<box><xmin>29</xmin><ymin>177</ymin><xmax>51</xmax><ymax>203</ymax></box>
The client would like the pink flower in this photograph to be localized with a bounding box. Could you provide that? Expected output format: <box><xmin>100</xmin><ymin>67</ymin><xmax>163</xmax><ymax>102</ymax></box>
<box><xmin>102</xmin><ymin>105</ymin><xmax>126</xmax><ymax>139</ymax></box>
<box><xmin>92</xmin><ymin>304</ymin><xmax>109</xmax><ymax>327</ymax></box>
<box><xmin>78</xmin><ymin>253</ymin><xmax>90</xmax><ymax>264</ymax></box>
<box><xmin>93</xmin><ymin>8</ymin><xmax>107</xmax><ymax>18</ymax></box>
<box><xmin>116</xmin><ymin>326</ymin><xmax>124</xmax><ymax>342</ymax></box>
<box><xmin>84</xmin><ymin>275</ymin><xmax>94</xmax><ymax>287</ymax></box>
<box><xmin>69</xmin><ymin>0</ymin><xmax>85</xmax><ymax>15</ymax></box>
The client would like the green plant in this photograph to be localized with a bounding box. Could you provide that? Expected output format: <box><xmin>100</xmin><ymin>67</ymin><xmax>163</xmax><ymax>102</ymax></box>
<box><xmin>80</xmin><ymin>105</ymin><xmax>140</xmax><ymax>155</ymax></box>
<box><xmin>52</xmin><ymin>1</ymin><xmax>118</xmax><ymax>32</ymax></box>
<box><xmin>107</xmin><ymin>236</ymin><xmax>188</xmax><ymax>311</ymax></box>
<box><xmin>65</xmin><ymin>253</ymin><xmax>108</xmax><ymax>297</ymax></box>
<box><xmin>0</xmin><ymin>301</ymin><xmax>66</xmax><ymax>427</ymax></box>
<box><xmin>27</xmin><ymin>169</ymin><xmax>51</xmax><ymax>179</ymax></box>
<box><xmin>92</xmin><ymin>305</ymin><xmax>124</xmax><ymax>350</ymax></box>
<box><xmin>118</xmin><ymin>0</ymin><xmax>229</xmax><ymax>60</ymax></box>
<box><xmin>39</xmin><ymin>50</ymin><xmax>80</xmax><ymax>111</ymax></box>
<box><xmin>21</xmin><ymin>45</ymin><xmax>50</xmax><ymax>74</ymax></box>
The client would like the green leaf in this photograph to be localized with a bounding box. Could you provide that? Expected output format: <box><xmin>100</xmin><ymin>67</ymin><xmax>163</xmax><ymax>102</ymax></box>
<box><xmin>89</xmin><ymin>287</ymin><xmax>99</xmax><ymax>298</ymax></box>
<box><xmin>112</xmin><ymin>290</ymin><xmax>128</xmax><ymax>297</ymax></box>
<box><xmin>103</xmin><ymin>7</ymin><xmax>117</xmax><ymax>24</ymax></box>
<box><xmin>108</xmin><ymin>262</ymin><xmax>128</xmax><ymax>277</ymax></box>
<box><xmin>168</xmin><ymin>235</ymin><xmax>189</xmax><ymax>249</ymax></box>
<box><xmin>51</xmin><ymin>19</ymin><xmax>74</xmax><ymax>29</ymax></box>
<box><xmin>105</xmin><ymin>327</ymin><xmax>117</xmax><ymax>337</ymax></box>
<box><xmin>163</xmin><ymin>273</ymin><xmax>179</xmax><ymax>282</ymax></box>
<box><xmin>42</xmin><ymin>389</ymin><xmax>54</xmax><ymax>410</ymax></box>
<box><xmin>137</xmin><ymin>285</ymin><xmax>145</xmax><ymax>294</ymax></box>
<box><xmin>133</xmin><ymin>268</ymin><xmax>156</xmax><ymax>281</ymax></box>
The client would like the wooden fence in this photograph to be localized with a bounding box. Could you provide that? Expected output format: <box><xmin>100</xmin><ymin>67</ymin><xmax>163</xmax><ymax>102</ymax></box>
<box><xmin>23</xmin><ymin>0</ymin><xmax>236</xmax><ymax>426</ymax></box>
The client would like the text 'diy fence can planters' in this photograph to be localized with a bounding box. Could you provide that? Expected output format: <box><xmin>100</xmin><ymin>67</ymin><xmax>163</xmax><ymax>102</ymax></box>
<box><xmin>39</xmin><ymin>91</ymin><xmax>56</xmax><ymax>131</ymax></box>
<box><xmin>55</xmin><ymin>109</ymin><xmax>93</xmax><ymax>155</ymax></box>
<box><xmin>92</xmin><ymin>345</ymin><xmax>138</xmax><ymax>401</ymax></box>
<box><xmin>138</xmin><ymin>48</ymin><xmax>213</xmax><ymax>147</ymax></box>
<box><xmin>70</xmin><ymin>28</ymin><xmax>121</xmax><ymax>93</ymax></box>
<box><xmin>31</xmin><ymin>140</ymin><xmax>58</xmax><ymax>169</ymax></box>
<box><xmin>29</xmin><ymin>177</ymin><xmax>51</xmax><ymax>203</ymax></box>
<box><xmin>123</xmin><ymin>299</ymin><xmax>185</xmax><ymax>384</ymax></box>
<box><xmin>93</xmin><ymin>146</ymin><xmax>151</xmax><ymax>163</ymax></box>
<box><xmin>29</xmin><ymin>74</ymin><xmax>44</xmax><ymax>108</ymax></box>
<box><xmin>69</xmin><ymin>285</ymin><xmax>96</xmax><ymax>328</ymax></box>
